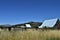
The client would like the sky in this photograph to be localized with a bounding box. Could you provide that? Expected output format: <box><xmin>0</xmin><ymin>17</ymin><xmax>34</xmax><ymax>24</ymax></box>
<box><xmin>0</xmin><ymin>0</ymin><xmax>60</xmax><ymax>25</ymax></box>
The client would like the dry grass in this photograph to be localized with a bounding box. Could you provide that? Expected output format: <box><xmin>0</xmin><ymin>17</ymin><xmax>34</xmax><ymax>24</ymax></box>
<box><xmin>0</xmin><ymin>29</ymin><xmax>60</xmax><ymax>40</ymax></box>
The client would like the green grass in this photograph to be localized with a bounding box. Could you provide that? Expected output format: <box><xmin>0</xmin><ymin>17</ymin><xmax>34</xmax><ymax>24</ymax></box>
<box><xmin>0</xmin><ymin>29</ymin><xmax>60</xmax><ymax>40</ymax></box>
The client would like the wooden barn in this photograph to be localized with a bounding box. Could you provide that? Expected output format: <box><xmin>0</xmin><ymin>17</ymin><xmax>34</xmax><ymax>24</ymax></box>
<box><xmin>39</xmin><ymin>18</ymin><xmax>60</xmax><ymax>29</ymax></box>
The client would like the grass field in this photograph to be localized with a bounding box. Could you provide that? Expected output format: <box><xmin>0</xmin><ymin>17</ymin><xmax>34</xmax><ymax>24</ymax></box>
<box><xmin>0</xmin><ymin>29</ymin><xmax>60</xmax><ymax>40</ymax></box>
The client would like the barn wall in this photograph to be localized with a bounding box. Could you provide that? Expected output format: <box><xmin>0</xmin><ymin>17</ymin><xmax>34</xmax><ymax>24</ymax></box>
<box><xmin>54</xmin><ymin>19</ymin><xmax>60</xmax><ymax>29</ymax></box>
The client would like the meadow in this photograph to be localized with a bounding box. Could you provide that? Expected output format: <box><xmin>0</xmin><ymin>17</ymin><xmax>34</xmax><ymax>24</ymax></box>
<box><xmin>0</xmin><ymin>29</ymin><xmax>60</xmax><ymax>40</ymax></box>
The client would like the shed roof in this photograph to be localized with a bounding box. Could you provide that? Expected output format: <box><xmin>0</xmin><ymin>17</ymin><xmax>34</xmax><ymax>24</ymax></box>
<box><xmin>25</xmin><ymin>24</ymin><xmax>31</xmax><ymax>28</ymax></box>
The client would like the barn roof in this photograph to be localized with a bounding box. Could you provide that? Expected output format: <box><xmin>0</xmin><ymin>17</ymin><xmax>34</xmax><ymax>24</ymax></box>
<box><xmin>39</xmin><ymin>18</ymin><xmax>59</xmax><ymax>28</ymax></box>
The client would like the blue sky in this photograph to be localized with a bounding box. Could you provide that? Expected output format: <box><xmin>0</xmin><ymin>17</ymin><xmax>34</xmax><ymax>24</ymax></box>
<box><xmin>0</xmin><ymin>0</ymin><xmax>60</xmax><ymax>24</ymax></box>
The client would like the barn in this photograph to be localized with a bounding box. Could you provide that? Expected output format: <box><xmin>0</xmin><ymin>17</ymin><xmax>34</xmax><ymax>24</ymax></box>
<box><xmin>39</xmin><ymin>18</ymin><xmax>60</xmax><ymax>29</ymax></box>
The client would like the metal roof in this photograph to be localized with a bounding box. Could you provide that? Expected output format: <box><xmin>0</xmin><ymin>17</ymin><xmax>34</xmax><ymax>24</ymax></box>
<box><xmin>25</xmin><ymin>24</ymin><xmax>31</xmax><ymax>28</ymax></box>
<box><xmin>39</xmin><ymin>18</ymin><xmax>58</xmax><ymax>28</ymax></box>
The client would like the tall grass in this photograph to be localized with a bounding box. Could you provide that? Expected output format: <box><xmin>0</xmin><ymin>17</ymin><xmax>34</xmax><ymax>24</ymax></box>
<box><xmin>0</xmin><ymin>29</ymin><xmax>60</xmax><ymax>40</ymax></box>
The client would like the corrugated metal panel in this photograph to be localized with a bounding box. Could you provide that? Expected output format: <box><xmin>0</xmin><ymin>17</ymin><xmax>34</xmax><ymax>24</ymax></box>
<box><xmin>39</xmin><ymin>18</ymin><xmax>58</xmax><ymax>28</ymax></box>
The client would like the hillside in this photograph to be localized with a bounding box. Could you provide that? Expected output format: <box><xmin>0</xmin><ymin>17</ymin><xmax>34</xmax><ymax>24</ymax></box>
<box><xmin>12</xmin><ymin>21</ymin><xmax>42</xmax><ymax>28</ymax></box>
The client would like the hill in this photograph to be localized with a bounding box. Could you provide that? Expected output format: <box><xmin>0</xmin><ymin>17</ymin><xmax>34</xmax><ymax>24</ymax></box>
<box><xmin>12</xmin><ymin>21</ymin><xmax>42</xmax><ymax>28</ymax></box>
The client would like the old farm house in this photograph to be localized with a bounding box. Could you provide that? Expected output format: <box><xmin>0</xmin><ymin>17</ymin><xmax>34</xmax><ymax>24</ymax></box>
<box><xmin>39</xmin><ymin>18</ymin><xmax>60</xmax><ymax>29</ymax></box>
